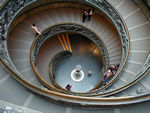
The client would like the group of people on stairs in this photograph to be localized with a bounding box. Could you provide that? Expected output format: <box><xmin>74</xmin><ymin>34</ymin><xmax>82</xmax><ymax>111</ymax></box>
<box><xmin>103</xmin><ymin>65</ymin><xmax>119</xmax><ymax>85</ymax></box>
<box><xmin>82</xmin><ymin>8</ymin><xmax>94</xmax><ymax>23</ymax></box>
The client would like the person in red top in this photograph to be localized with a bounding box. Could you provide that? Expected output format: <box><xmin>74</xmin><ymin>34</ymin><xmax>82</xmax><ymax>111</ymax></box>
<box><xmin>107</xmin><ymin>70</ymin><xmax>112</xmax><ymax>79</ymax></box>
<box><xmin>104</xmin><ymin>69</ymin><xmax>112</xmax><ymax>79</ymax></box>
<box><xmin>66</xmin><ymin>84</ymin><xmax>71</xmax><ymax>91</ymax></box>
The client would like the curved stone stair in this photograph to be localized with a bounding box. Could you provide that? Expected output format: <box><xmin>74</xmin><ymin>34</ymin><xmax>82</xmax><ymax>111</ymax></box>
<box><xmin>103</xmin><ymin>0</ymin><xmax>150</xmax><ymax>93</ymax></box>
<box><xmin>7</xmin><ymin>7</ymin><xmax>122</xmax><ymax>90</ymax></box>
<box><xmin>0</xmin><ymin>0</ymin><xmax>150</xmax><ymax>112</ymax></box>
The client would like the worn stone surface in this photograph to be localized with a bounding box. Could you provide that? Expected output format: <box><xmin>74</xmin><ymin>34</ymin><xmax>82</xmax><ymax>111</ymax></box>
<box><xmin>133</xmin><ymin>0</ymin><xmax>150</xmax><ymax>21</ymax></box>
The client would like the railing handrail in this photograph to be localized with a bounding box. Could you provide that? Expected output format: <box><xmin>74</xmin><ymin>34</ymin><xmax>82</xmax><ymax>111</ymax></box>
<box><xmin>30</xmin><ymin>23</ymin><xmax>109</xmax><ymax>95</ymax></box>
<box><xmin>49</xmin><ymin>50</ymin><xmax>73</xmax><ymax>93</ymax></box>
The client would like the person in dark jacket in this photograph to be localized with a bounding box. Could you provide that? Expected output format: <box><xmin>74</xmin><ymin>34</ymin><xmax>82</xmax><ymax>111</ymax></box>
<box><xmin>82</xmin><ymin>10</ymin><xmax>88</xmax><ymax>23</ymax></box>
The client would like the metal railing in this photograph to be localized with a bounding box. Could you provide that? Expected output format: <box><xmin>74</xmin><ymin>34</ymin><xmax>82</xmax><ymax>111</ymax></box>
<box><xmin>0</xmin><ymin>0</ymin><xmax>129</xmax><ymax>93</ymax></box>
<box><xmin>30</xmin><ymin>23</ymin><xmax>109</xmax><ymax>95</ymax></box>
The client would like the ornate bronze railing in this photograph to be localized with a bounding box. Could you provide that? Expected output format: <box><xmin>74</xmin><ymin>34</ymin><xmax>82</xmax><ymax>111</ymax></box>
<box><xmin>30</xmin><ymin>23</ymin><xmax>108</xmax><ymax>95</ymax></box>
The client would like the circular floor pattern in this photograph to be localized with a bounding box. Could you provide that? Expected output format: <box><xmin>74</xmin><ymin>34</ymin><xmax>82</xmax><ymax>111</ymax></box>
<box><xmin>71</xmin><ymin>69</ymin><xmax>85</xmax><ymax>82</ymax></box>
<box><xmin>54</xmin><ymin>34</ymin><xmax>103</xmax><ymax>92</ymax></box>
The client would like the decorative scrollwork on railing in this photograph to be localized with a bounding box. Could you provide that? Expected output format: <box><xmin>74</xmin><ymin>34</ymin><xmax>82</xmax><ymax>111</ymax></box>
<box><xmin>0</xmin><ymin>0</ymin><xmax>35</xmax><ymax>67</ymax></box>
<box><xmin>0</xmin><ymin>0</ymin><xmax>33</xmax><ymax>39</ymax></box>
<box><xmin>89</xmin><ymin>0</ymin><xmax>128</xmax><ymax>47</ymax></box>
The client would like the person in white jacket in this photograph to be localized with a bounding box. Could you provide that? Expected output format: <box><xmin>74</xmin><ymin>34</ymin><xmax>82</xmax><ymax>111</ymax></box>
<box><xmin>88</xmin><ymin>8</ymin><xmax>94</xmax><ymax>21</ymax></box>
<box><xmin>88</xmin><ymin>69</ymin><xmax>92</xmax><ymax>76</ymax></box>
<box><xmin>31</xmin><ymin>24</ymin><xmax>41</xmax><ymax>36</ymax></box>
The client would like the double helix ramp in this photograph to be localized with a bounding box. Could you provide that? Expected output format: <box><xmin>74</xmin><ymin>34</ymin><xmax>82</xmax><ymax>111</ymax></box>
<box><xmin>0</xmin><ymin>0</ymin><xmax>150</xmax><ymax>112</ymax></box>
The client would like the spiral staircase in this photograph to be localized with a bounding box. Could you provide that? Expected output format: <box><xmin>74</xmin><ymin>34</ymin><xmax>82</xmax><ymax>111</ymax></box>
<box><xmin>0</xmin><ymin>0</ymin><xmax>150</xmax><ymax>113</ymax></box>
